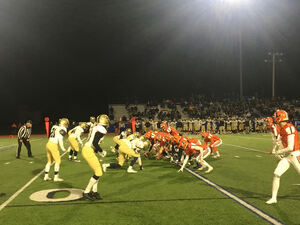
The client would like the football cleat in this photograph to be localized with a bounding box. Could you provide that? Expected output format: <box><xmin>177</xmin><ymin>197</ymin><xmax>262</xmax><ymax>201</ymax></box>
<box><xmin>82</xmin><ymin>192</ymin><xmax>94</xmax><ymax>201</ymax></box>
<box><xmin>91</xmin><ymin>192</ymin><xmax>102</xmax><ymax>200</ymax></box>
<box><xmin>205</xmin><ymin>167</ymin><xmax>214</xmax><ymax>174</ymax></box>
<box><xmin>198</xmin><ymin>166</ymin><xmax>205</xmax><ymax>171</ymax></box>
<box><xmin>127</xmin><ymin>167</ymin><xmax>137</xmax><ymax>173</ymax></box>
<box><xmin>54</xmin><ymin>177</ymin><xmax>64</xmax><ymax>182</ymax></box>
<box><xmin>102</xmin><ymin>164</ymin><xmax>109</xmax><ymax>172</ymax></box>
<box><xmin>43</xmin><ymin>177</ymin><xmax>52</xmax><ymax>181</ymax></box>
<box><xmin>73</xmin><ymin>159</ymin><xmax>81</xmax><ymax>163</ymax></box>
<box><xmin>266</xmin><ymin>198</ymin><xmax>277</xmax><ymax>204</ymax></box>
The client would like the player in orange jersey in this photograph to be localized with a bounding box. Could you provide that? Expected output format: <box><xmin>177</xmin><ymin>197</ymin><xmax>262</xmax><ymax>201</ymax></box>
<box><xmin>201</xmin><ymin>131</ymin><xmax>222</xmax><ymax>158</ymax></box>
<box><xmin>178</xmin><ymin>139</ymin><xmax>213</xmax><ymax>173</ymax></box>
<box><xmin>266</xmin><ymin>110</ymin><xmax>300</xmax><ymax>204</ymax></box>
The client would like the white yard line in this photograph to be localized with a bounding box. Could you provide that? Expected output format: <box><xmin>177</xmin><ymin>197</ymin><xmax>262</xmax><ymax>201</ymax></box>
<box><xmin>224</xmin><ymin>143</ymin><xmax>268</xmax><ymax>154</ymax></box>
<box><xmin>0</xmin><ymin>150</ymin><xmax>68</xmax><ymax>212</ymax></box>
<box><xmin>185</xmin><ymin>168</ymin><xmax>284</xmax><ymax>225</ymax></box>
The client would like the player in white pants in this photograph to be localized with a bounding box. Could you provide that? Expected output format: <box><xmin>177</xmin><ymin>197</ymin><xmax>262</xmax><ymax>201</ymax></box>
<box><xmin>266</xmin><ymin>110</ymin><xmax>300</xmax><ymax>204</ymax></box>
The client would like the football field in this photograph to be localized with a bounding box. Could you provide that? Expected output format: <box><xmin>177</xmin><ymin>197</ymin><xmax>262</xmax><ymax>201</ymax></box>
<box><xmin>1</xmin><ymin>134</ymin><xmax>300</xmax><ymax>225</ymax></box>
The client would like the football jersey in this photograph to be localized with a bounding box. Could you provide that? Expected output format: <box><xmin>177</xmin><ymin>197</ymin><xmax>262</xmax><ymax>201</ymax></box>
<box><xmin>49</xmin><ymin>125</ymin><xmax>67</xmax><ymax>144</ymax></box>
<box><xmin>131</xmin><ymin>138</ymin><xmax>144</xmax><ymax>152</ymax></box>
<box><xmin>205</xmin><ymin>134</ymin><xmax>220</xmax><ymax>144</ymax></box>
<box><xmin>280</xmin><ymin>123</ymin><xmax>299</xmax><ymax>151</ymax></box>
<box><xmin>69</xmin><ymin>126</ymin><xmax>84</xmax><ymax>141</ymax></box>
<box><xmin>165</xmin><ymin>126</ymin><xmax>179</xmax><ymax>136</ymax></box>
<box><xmin>85</xmin><ymin>125</ymin><xmax>107</xmax><ymax>152</ymax></box>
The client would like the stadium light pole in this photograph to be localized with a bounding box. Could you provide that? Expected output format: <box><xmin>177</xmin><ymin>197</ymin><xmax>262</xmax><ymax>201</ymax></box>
<box><xmin>239</xmin><ymin>22</ymin><xmax>243</xmax><ymax>99</ymax></box>
<box><xmin>264</xmin><ymin>52</ymin><xmax>283</xmax><ymax>99</ymax></box>
<box><xmin>222</xmin><ymin>0</ymin><xmax>246</xmax><ymax>98</ymax></box>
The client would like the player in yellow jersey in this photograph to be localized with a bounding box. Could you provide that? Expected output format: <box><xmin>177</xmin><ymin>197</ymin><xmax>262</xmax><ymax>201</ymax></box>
<box><xmin>68</xmin><ymin>122</ymin><xmax>87</xmax><ymax>162</ymax></box>
<box><xmin>102</xmin><ymin>135</ymin><xmax>144</xmax><ymax>173</ymax></box>
<box><xmin>43</xmin><ymin>118</ymin><xmax>69</xmax><ymax>182</ymax></box>
<box><xmin>82</xmin><ymin>114</ymin><xmax>109</xmax><ymax>201</ymax></box>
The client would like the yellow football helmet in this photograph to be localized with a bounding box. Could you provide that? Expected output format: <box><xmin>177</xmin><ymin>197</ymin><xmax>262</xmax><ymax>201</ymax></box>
<box><xmin>97</xmin><ymin>114</ymin><xmax>110</xmax><ymax>128</ymax></box>
<box><xmin>125</xmin><ymin>128</ymin><xmax>132</xmax><ymax>135</ymax></box>
<box><xmin>143</xmin><ymin>140</ymin><xmax>151</xmax><ymax>151</ymax></box>
<box><xmin>80</xmin><ymin>122</ymin><xmax>87</xmax><ymax>129</ymax></box>
<box><xmin>133</xmin><ymin>132</ymin><xmax>141</xmax><ymax>138</ymax></box>
<box><xmin>90</xmin><ymin>116</ymin><xmax>96</xmax><ymax>123</ymax></box>
<box><xmin>59</xmin><ymin>118</ymin><xmax>69</xmax><ymax>128</ymax></box>
<box><xmin>139</xmin><ymin>136</ymin><xmax>146</xmax><ymax>142</ymax></box>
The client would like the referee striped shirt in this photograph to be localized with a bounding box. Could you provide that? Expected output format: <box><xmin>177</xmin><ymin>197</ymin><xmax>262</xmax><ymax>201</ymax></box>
<box><xmin>17</xmin><ymin>125</ymin><xmax>31</xmax><ymax>140</ymax></box>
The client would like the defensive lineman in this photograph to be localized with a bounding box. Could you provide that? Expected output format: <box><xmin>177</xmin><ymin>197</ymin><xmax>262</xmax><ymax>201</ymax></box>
<box><xmin>82</xmin><ymin>114</ymin><xmax>109</xmax><ymax>201</ymax></box>
<box><xmin>266</xmin><ymin>110</ymin><xmax>300</xmax><ymax>204</ymax></box>
<box><xmin>44</xmin><ymin>118</ymin><xmax>69</xmax><ymax>182</ymax></box>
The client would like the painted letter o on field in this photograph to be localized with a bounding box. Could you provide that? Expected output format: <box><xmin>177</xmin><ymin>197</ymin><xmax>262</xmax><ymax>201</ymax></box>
<box><xmin>30</xmin><ymin>188</ymin><xmax>83</xmax><ymax>202</ymax></box>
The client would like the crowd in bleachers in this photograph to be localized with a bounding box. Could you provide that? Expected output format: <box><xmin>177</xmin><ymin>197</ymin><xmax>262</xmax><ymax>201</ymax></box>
<box><xmin>119</xmin><ymin>96</ymin><xmax>299</xmax><ymax>121</ymax></box>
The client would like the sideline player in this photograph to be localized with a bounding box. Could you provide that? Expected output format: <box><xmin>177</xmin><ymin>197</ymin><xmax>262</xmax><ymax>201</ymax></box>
<box><xmin>43</xmin><ymin>118</ymin><xmax>69</xmax><ymax>182</ymax></box>
<box><xmin>266</xmin><ymin>110</ymin><xmax>300</xmax><ymax>204</ymax></box>
<box><xmin>68</xmin><ymin>122</ymin><xmax>87</xmax><ymax>162</ymax></box>
<box><xmin>82</xmin><ymin>115</ymin><xmax>109</xmax><ymax>201</ymax></box>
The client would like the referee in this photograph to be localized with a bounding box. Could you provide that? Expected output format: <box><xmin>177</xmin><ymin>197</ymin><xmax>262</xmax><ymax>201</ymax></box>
<box><xmin>16</xmin><ymin>120</ymin><xmax>33</xmax><ymax>158</ymax></box>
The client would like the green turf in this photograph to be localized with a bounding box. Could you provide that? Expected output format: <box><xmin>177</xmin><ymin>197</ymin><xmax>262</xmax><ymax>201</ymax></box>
<box><xmin>0</xmin><ymin>134</ymin><xmax>300</xmax><ymax>225</ymax></box>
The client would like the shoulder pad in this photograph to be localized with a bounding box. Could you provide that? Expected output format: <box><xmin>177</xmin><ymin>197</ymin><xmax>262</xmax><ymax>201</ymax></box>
<box><xmin>96</xmin><ymin>125</ymin><xmax>107</xmax><ymax>134</ymax></box>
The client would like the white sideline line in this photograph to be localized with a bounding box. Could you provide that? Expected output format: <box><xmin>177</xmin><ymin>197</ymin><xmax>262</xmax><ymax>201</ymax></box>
<box><xmin>224</xmin><ymin>143</ymin><xmax>268</xmax><ymax>154</ymax></box>
<box><xmin>0</xmin><ymin>151</ymin><xmax>68</xmax><ymax>212</ymax></box>
<box><xmin>185</xmin><ymin>168</ymin><xmax>284</xmax><ymax>225</ymax></box>
<box><xmin>0</xmin><ymin>138</ymin><xmax>43</xmax><ymax>149</ymax></box>
<box><xmin>233</xmin><ymin>136</ymin><xmax>270</xmax><ymax>140</ymax></box>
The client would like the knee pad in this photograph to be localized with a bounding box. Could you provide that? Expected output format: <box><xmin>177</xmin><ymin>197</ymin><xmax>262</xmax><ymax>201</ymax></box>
<box><xmin>93</xmin><ymin>175</ymin><xmax>100</xmax><ymax>180</ymax></box>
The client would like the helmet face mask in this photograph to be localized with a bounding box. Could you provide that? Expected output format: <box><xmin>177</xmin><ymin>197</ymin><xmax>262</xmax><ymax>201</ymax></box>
<box><xmin>59</xmin><ymin>118</ymin><xmax>69</xmax><ymax>128</ymax></box>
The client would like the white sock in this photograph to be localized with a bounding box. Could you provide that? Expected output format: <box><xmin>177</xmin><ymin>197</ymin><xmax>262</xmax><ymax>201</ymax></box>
<box><xmin>54</xmin><ymin>163</ymin><xmax>60</xmax><ymax>173</ymax></box>
<box><xmin>92</xmin><ymin>180</ymin><xmax>99</xmax><ymax>192</ymax></box>
<box><xmin>201</xmin><ymin>161</ymin><xmax>211</xmax><ymax>169</ymax></box>
<box><xmin>138</xmin><ymin>157</ymin><xmax>142</xmax><ymax>166</ymax></box>
<box><xmin>45</xmin><ymin>162</ymin><xmax>51</xmax><ymax>173</ymax></box>
<box><xmin>271</xmin><ymin>176</ymin><xmax>280</xmax><ymax>200</ymax></box>
<box><xmin>84</xmin><ymin>177</ymin><xmax>98</xmax><ymax>193</ymax></box>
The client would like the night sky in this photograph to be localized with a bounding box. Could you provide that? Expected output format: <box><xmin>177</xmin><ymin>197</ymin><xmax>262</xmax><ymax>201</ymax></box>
<box><xmin>0</xmin><ymin>0</ymin><xmax>300</xmax><ymax>125</ymax></box>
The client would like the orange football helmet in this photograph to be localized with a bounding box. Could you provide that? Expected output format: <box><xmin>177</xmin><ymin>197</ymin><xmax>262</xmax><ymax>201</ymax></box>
<box><xmin>200</xmin><ymin>131</ymin><xmax>208</xmax><ymax>138</ymax></box>
<box><xmin>273</xmin><ymin>110</ymin><xmax>289</xmax><ymax>123</ymax></box>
